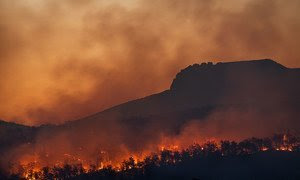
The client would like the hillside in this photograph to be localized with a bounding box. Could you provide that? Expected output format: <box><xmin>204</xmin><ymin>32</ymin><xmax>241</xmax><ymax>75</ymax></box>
<box><xmin>62</xmin><ymin>59</ymin><xmax>300</xmax><ymax>134</ymax></box>
<box><xmin>1</xmin><ymin>59</ymin><xmax>300</xmax><ymax>161</ymax></box>
<box><xmin>0</xmin><ymin>120</ymin><xmax>37</xmax><ymax>152</ymax></box>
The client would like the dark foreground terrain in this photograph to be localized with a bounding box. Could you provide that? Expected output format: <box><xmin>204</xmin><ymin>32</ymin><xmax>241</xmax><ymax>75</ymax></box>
<box><xmin>78</xmin><ymin>151</ymin><xmax>300</xmax><ymax>180</ymax></box>
<box><xmin>3</xmin><ymin>134</ymin><xmax>300</xmax><ymax>180</ymax></box>
<box><xmin>3</xmin><ymin>151</ymin><xmax>300</xmax><ymax>180</ymax></box>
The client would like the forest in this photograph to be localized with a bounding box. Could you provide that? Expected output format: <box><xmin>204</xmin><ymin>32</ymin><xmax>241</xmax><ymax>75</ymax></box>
<box><xmin>2</xmin><ymin>133</ymin><xmax>300</xmax><ymax>180</ymax></box>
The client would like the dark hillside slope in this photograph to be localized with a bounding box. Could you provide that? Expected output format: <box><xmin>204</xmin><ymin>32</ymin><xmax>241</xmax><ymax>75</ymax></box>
<box><xmin>0</xmin><ymin>120</ymin><xmax>37</xmax><ymax>152</ymax></box>
<box><xmin>65</xmin><ymin>59</ymin><xmax>300</xmax><ymax>133</ymax></box>
<box><xmin>1</xmin><ymin>59</ymin><xmax>300</xmax><ymax>156</ymax></box>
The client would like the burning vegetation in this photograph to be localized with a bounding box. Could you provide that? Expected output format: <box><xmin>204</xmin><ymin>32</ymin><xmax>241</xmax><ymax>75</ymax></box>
<box><xmin>2</xmin><ymin>133</ymin><xmax>300</xmax><ymax>180</ymax></box>
<box><xmin>1</xmin><ymin>60</ymin><xmax>300</xmax><ymax>179</ymax></box>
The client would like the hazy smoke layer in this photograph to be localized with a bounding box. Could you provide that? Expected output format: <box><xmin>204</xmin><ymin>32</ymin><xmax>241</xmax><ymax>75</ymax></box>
<box><xmin>3</xmin><ymin>103</ymin><xmax>299</xmax><ymax>173</ymax></box>
<box><xmin>0</xmin><ymin>0</ymin><xmax>300</xmax><ymax>125</ymax></box>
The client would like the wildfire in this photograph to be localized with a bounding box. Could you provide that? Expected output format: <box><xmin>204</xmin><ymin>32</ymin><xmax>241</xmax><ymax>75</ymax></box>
<box><xmin>6</xmin><ymin>133</ymin><xmax>300</xmax><ymax>179</ymax></box>
<box><xmin>261</xmin><ymin>147</ymin><xmax>268</xmax><ymax>151</ymax></box>
<box><xmin>160</xmin><ymin>145</ymin><xmax>179</xmax><ymax>151</ymax></box>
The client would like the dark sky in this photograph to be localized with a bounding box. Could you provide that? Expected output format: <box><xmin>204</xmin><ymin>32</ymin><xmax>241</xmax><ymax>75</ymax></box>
<box><xmin>0</xmin><ymin>0</ymin><xmax>300</xmax><ymax>125</ymax></box>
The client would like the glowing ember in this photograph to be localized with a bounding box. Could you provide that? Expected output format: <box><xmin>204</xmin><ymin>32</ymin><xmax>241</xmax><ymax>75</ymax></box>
<box><xmin>8</xmin><ymin>133</ymin><xmax>299</xmax><ymax>179</ymax></box>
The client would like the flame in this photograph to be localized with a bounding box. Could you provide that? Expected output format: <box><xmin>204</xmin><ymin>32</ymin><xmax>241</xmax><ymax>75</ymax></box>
<box><xmin>261</xmin><ymin>147</ymin><xmax>268</xmax><ymax>151</ymax></box>
<box><xmin>6</xmin><ymin>133</ymin><xmax>300</xmax><ymax>179</ymax></box>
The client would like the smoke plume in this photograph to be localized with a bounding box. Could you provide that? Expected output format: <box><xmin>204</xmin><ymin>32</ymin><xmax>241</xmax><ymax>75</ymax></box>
<box><xmin>0</xmin><ymin>0</ymin><xmax>300</xmax><ymax>125</ymax></box>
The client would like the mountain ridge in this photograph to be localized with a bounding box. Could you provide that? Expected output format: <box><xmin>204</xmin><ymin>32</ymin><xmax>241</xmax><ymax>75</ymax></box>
<box><xmin>1</xmin><ymin>59</ymin><xmax>300</xmax><ymax>169</ymax></box>
<box><xmin>1</xmin><ymin>59</ymin><xmax>299</xmax><ymax>128</ymax></box>
<box><xmin>57</xmin><ymin>59</ymin><xmax>300</xmax><ymax>137</ymax></box>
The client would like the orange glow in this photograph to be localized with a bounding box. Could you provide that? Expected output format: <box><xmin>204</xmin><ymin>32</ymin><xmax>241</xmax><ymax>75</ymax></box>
<box><xmin>10</xmin><ymin>133</ymin><xmax>299</xmax><ymax>179</ymax></box>
<box><xmin>1</xmin><ymin>0</ymin><xmax>300</xmax><ymax>125</ymax></box>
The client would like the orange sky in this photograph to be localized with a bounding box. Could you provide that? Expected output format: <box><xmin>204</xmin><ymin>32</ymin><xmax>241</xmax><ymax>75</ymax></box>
<box><xmin>0</xmin><ymin>0</ymin><xmax>299</xmax><ymax>125</ymax></box>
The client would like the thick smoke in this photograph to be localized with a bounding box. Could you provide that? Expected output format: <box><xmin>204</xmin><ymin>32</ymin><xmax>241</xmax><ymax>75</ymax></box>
<box><xmin>0</xmin><ymin>0</ymin><xmax>300</xmax><ymax>125</ymax></box>
<box><xmin>3</xmin><ymin>102</ymin><xmax>300</xmax><ymax>174</ymax></box>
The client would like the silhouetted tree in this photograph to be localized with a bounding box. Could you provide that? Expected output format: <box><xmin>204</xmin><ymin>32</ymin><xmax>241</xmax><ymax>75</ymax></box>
<box><xmin>6</xmin><ymin>134</ymin><xmax>300</xmax><ymax>179</ymax></box>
